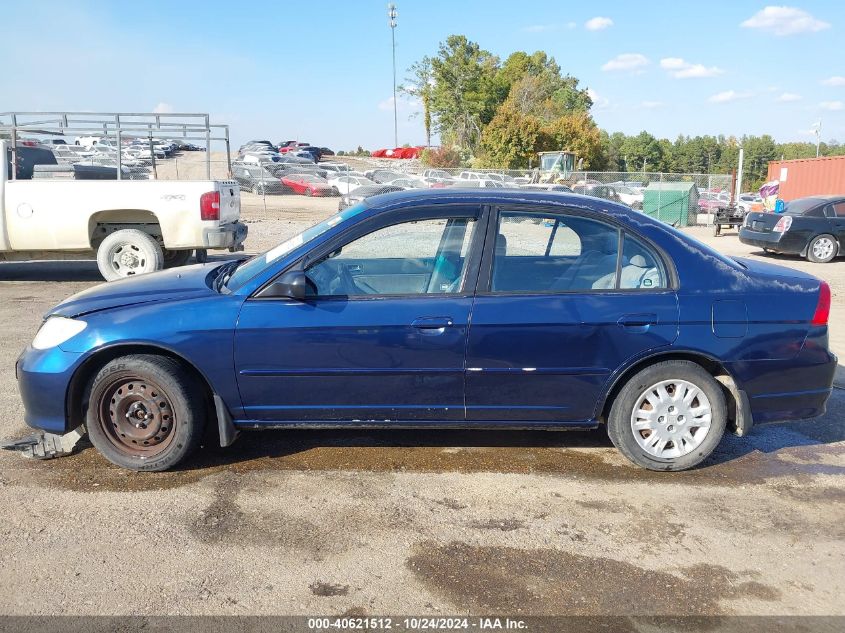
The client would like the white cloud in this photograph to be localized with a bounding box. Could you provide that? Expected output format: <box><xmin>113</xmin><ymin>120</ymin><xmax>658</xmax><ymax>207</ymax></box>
<box><xmin>821</xmin><ymin>76</ymin><xmax>845</xmax><ymax>87</ymax></box>
<box><xmin>776</xmin><ymin>92</ymin><xmax>802</xmax><ymax>102</ymax></box>
<box><xmin>708</xmin><ymin>90</ymin><xmax>753</xmax><ymax>103</ymax></box>
<box><xmin>566</xmin><ymin>21</ymin><xmax>577</xmax><ymax>29</ymax></box>
<box><xmin>587</xmin><ymin>88</ymin><xmax>610</xmax><ymax>110</ymax></box>
<box><xmin>741</xmin><ymin>6</ymin><xmax>831</xmax><ymax>36</ymax></box>
<box><xmin>585</xmin><ymin>16</ymin><xmax>613</xmax><ymax>31</ymax></box>
<box><xmin>601</xmin><ymin>53</ymin><xmax>649</xmax><ymax>72</ymax></box>
<box><xmin>820</xmin><ymin>101</ymin><xmax>844</xmax><ymax>111</ymax></box>
<box><xmin>153</xmin><ymin>102</ymin><xmax>174</xmax><ymax>114</ymax></box>
<box><xmin>640</xmin><ymin>100</ymin><xmax>664</xmax><ymax>109</ymax></box>
<box><xmin>660</xmin><ymin>57</ymin><xmax>723</xmax><ymax>79</ymax></box>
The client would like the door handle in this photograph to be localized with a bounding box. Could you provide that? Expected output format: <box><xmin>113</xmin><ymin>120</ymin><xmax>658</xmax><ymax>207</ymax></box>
<box><xmin>617</xmin><ymin>313</ymin><xmax>657</xmax><ymax>332</ymax></box>
<box><xmin>412</xmin><ymin>317</ymin><xmax>454</xmax><ymax>332</ymax></box>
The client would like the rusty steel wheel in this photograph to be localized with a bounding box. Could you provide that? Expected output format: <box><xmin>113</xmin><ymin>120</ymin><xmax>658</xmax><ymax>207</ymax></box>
<box><xmin>97</xmin><ymin>376</ymin><xmax>176</xmax><ymax>457</ymax></box>
<box><xmin>86</xmin><ymin>354</ymin><xmax>206</xmax><ymax>471</ymax></box>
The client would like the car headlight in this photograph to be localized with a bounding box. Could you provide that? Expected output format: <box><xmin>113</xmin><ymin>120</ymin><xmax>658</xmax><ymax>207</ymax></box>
<box><xmin>32</xmin><ymin>317</ymin><xmax>87</xmax><ymax>350</ymax></box>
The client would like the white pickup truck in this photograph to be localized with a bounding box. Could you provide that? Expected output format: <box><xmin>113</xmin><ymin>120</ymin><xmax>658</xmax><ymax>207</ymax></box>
<box><xmin>1</xmin><ymin>141</ymin><xmax>247</xmax><ymax>280</ymax></box>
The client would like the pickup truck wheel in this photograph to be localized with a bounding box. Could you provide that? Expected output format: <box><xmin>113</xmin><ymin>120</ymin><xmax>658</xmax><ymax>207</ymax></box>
<box><xmin>86</xmin><ymin>354</ymin><xmax>206</xmax><ymax>471</ymax></box>
<box><xmin>163</xmin><ymin>249</ymin><xmax>193</xmax><ymax>269</ymax></box>
<box><xmin>97</xmin><ymin>229</ymin><xmax>164</xmax><ymax>281</ymax></box>
<box><xmin>607</xmin><ymin>360</ymin><xmax>727</xmax><ymax>471</ymax></box>
<box><xmin>807</xmin><ymin>234</ymin><xmax>837</xmax><ymax>263</ymax></box>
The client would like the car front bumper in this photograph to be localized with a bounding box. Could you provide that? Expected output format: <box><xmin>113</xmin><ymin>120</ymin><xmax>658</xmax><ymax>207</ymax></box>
<box><xmin>203</xmin><ymin>221</ymin><xmax>248</xmax><ymax>251</ymax></box>
<box><xmin>16</xmin><ymin>345</ymin><xmax>84</xmax><ymax>434</ymax></box>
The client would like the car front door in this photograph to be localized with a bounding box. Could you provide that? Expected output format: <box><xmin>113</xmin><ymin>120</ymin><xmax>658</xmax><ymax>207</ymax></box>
<box><xmin>234</xmin><ymin>207</ymin><xmax>484</xmax><ymax>423</ymax></box>
<box><xmin>464</xmin><ymin>207</ymin><xmax>679</xmax><ymax>425</ymax></box>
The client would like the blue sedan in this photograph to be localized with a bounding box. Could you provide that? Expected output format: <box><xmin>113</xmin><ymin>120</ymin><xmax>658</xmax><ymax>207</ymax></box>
<box><xmin>16</xmin><ymin>190</ymin><xmax>837</xmax><ymax>471</ymax></box>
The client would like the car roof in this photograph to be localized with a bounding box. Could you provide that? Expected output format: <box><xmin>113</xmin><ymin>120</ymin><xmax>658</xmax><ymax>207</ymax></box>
<box><xmin>360</xmin><ymin>188</ymin><xmax>636</xmax><ymax>220</ymax></box>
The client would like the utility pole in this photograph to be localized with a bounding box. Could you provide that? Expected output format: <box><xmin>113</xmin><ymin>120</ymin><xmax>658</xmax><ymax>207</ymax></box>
<box><xmin>812</xmin><ymin>120</ymin><xmax>822</xmax><ymax>157</ymax></box>
<box><xmin>736</xmin><ymin>147</ymin><xmax>744</xmax><ymax>200</ymax></box>
<box><xmin>388</xmin><ymin>3</ymin><xmax>398</xmax><ymax>148</ymax></box>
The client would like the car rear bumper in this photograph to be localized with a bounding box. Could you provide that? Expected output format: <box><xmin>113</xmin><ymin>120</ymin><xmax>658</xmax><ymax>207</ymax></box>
<box><xmin>738</xmin><ymin>227</ymin><xmax>804</xmax><ymax>254</ymax></box>
<box><xmin>727</xmin><ymin>331</ymin><xmax>837</xmax><ymax>424</ymax></box>
<box><xmin>204</xmin><ymin>221</ymin><xmax>248</xmax><ymax>251</ymax></box>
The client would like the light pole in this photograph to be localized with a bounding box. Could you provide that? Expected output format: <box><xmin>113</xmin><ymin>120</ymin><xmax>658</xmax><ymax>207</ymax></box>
<box><xmin>812</xmin><ymin>120</ymin><xmax>822</xmax><ymax>157</ymax></box>
<box><xmin>388</xmin><ymin>3</ymin><xmax>398</xmax><ymax>148</ymax></box>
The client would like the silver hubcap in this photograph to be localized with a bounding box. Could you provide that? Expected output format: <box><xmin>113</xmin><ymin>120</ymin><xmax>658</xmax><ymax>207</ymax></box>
<box><xmin>813</xmin><ymin>238</ymin><xmax>835</xmax><ymax>260</ymax></box>
<box><xmin>109</xmin><ymin>243</ymin><xmax>147</xmax><ymax>276</ymax></box>
<box><xmin>631</xmin><ymin>379</ymin><xmax>712</xmax><ymax>459</ymax></box>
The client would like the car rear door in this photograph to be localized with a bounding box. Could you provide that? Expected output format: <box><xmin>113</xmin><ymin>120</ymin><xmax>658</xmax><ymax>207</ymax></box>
<box><xmin>464</xmin><ymin>206</ymin><xmax>679</xmax><ymax>425</ymax></box>
<box><xmin>825</xmin><ymin>200</ymin><xmax>845</xmax><ymax>246</ymax></box>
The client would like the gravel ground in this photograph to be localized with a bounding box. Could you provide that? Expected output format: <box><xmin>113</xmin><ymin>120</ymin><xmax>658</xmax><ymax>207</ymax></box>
<box><xmin>0</xmin><ymin>191</ymin><xmax>842</xmax><ymax>617</ymax></box>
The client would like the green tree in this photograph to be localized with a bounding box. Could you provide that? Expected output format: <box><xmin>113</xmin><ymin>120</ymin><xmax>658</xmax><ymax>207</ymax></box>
<box><xmin>538</xmin><ymin>111</ymin><xmax>603</xmax><ymax>168</ymax></box>
<box><xmin>478</xmin><ymin>105</ymin><xmax>543</xmax><ymax>168</ymax></box>
<box><xmin>430</xmin><ymin>35</ymin><xmax>500</xmax><ymax>152</ymax></box>
<box><xmin>620</xmin><ymin>131</ymin><xmax>664</xmax><ymax>172</ymax></box>
<box><xmin>399</xmin><ymin>56</ymin><xmax>434</xmax><ymax>146</ymax></box>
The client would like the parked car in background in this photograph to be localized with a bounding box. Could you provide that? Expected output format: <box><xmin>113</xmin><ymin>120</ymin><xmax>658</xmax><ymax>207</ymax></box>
<box><xmin>338</xmin><ymin>184</ymin><xmax>404</xmax><ymax>210</ymax></box>
<box><xmin>390</xmin><ymin>177</ymin><xmax>428</xmax><ymax>190</ymax></box>
<box><xmin>2</xmin><ymin>140</ymin><xmax>246</xmax><ymax>280</ymax></box>
<box><xmin>421</xmin><ymin>169</ymin><xmax>454</xmax><ymax>184</ymax></box>
<box><xmin>20</xmin><ymin>189</ymin><xmax>835</xmax><ymax>472</ymax></box>
<box><xmin>615</xmin><ymin>185</ymin><xmax>644</xmax><ymax>210</ymax></box>
<box><xmin>327</xmin><ymin>174</ymin><xmax>376</xmax><ymax>195</ymax></box>
<box><xmin>232</xmin><ymin>161</ymin><xmax>287</xmax><ymax>194</ymax></box>
<box><xmin>281</xmin><ymin>173</ymin><xmax>334</xmax><ymax>196</ymax></box>
<box><xmin>573</xmin><ymin>184</ymin><xmax>623</xmax><ymax>204</ymax></box>
<box><xmin>698</xmin><ymin>191</ymin><xmax>730</xmax><ymax>212</ymax></box>
<box><xmin>740</xmin><ymin>195</ymin><xmax>845</xmax><ymax>263</ymax></box>
<box><xmin>319</xmin><ymin>147</ymin><xmax>335</xmax><ymax>156</ymax></box>
<box><xmin>520</xmin><ymin>183</ymin><xmax>573</xmax><ymax>192</ymax></box>
<box><xmin>737</xmin><ymin>193</ymin><xmax>765</xmax><ymax>214</ymax></box>
<box><xmin>365</xmin><ymin>169</ymin><xmax>405</xmax><ymax>184</ymax></box>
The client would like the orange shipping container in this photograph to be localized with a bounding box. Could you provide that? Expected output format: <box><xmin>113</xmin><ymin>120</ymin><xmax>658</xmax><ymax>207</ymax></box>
<box><xmin>767</xmin><ymin>156</ymin><xmax>845</xmax><ymax>201</ymax></box>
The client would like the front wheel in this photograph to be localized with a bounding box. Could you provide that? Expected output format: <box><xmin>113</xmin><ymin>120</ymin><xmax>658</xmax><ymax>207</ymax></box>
<box><xmin>607</xmin><ymin>360</ymin><xmax>727</xmax><ymax>471</ymax></box>
<box><xmin>85</xmin><ymin>354</ymin><xmax>206</xmax><ymax>471</ymax></box>
<box><xmin>304</xmin><ymin>187</ymin><xmax>313</xmax><ymax>197</ymax></box>
<box><xmin>807</xmin><ymin>234</ymin><xmax>838</xmax><ymax>263</ymax></box>
<box><xmin>96</xmin><ymin>229</ymin><xmax>164</xmax><ymax>281</ymax></box>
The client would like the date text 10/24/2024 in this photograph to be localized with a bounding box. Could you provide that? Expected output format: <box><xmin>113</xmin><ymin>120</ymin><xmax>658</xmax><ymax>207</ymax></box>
<box><xmin>307</xmin><ymin>617</ymin><xmax>528</xmax><ymax>630</ymax></box>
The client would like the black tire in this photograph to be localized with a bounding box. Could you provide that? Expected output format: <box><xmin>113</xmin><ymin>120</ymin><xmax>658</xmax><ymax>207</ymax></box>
<box><xmin>96</xmin><ymin>229</ymin><xmax>164</xmax><ymax>281</ymax></box>
<box><xmin>807</xmin><ymin>234</ymin><xmax>838</xmax><ymax>264</ymax></box>
<box><xmin>195</xmin><ymin>249</ymin><xmax>208</xmax><ymax>263</ymax></box>
<box><xmin>304</xmin><ymin>187</ymin><xmax>313</xmax><ymax>197</ymax></box>
<box><xmin>713</xmin><ymin>224</ymin><xmax>721</xmax><ymax>237</ymax></box>
<box><xmin>162</xmin><ymin>249</ymin><xmax>193</xmax><ymax>269</ymax></box>
<box><xmin>85</xmin><ymin>354</ymin><xmax>206</xmax><ymax>471</ymax></box>
<box><xmin>607</xmin><ymin>360</ymin><xmax>727</xmax><ymax>471</ymax></box>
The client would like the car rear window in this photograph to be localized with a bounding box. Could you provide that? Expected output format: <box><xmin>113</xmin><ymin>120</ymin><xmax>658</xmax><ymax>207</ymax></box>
<box><xmin>783</xmin><ymin>198</ymin><xmax>824</xmax><ymax>215</ymax></box>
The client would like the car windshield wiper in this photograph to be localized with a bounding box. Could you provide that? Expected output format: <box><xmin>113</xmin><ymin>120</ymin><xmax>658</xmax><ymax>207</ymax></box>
<box><xmin>214</xmin><ymin>260</ymin><xmax>242</xmax><ymax>292</ymax></box>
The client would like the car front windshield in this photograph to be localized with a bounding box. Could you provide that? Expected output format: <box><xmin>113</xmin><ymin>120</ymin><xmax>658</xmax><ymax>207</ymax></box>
<box><xmin>223</xmin><ymin>203</ymin><xmax>369</xmax><ymax>291</ymax></box>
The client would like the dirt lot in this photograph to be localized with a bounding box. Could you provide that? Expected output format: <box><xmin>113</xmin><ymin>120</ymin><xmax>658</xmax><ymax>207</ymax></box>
<box><xmin>0</xmin><ymin>192</ymin><xmax>842</xmax><ymax>618</ymax></box>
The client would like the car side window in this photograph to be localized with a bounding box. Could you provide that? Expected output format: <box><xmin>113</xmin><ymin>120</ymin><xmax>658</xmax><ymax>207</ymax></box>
<box><xmin>492</xmin><ymin>212</ymin><xmax>620</xmax><ymax>292</ymax></box>
<box><xmin>593</xmin><ymin>234</ymin><xmax>667</xmax><ymax>290</ymax></box>
<box><xmin>305</xmin><ymin>218</ymin><xmax>477</xmax><ymax>297</ymax></box>
<box><xmin>832</xmin><ymin>202</ymin><xmax>845</xmax><ymax>217</ymax></box>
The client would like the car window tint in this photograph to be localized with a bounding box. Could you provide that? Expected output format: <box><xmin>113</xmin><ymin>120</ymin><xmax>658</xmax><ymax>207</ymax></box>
<box><xmin>833</xmin><ymin>202</ymin><xmax>845</xmax><ymax>217</ymax></box>
<box><xmin>306</xmin><ymin>218</ymin><xmax>477</xmax><ymax>297</ymax></box>
<box><xmin>492</xmin><ymin>212</ymin><xmax>620</xmax><ymax>292</ymax></box>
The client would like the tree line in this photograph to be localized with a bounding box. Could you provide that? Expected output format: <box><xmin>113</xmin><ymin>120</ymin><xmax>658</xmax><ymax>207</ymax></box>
<box><xmin>401</xmin><ymin>35</ymin><xmax>842</xmax><ymax>189</ymax></box>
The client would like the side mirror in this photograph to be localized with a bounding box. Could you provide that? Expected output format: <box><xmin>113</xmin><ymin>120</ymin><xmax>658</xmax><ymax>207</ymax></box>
<box><xmin>258</xmin><ymin>270</ymin><xmax>309</xmax><ymax>300</ymax></box>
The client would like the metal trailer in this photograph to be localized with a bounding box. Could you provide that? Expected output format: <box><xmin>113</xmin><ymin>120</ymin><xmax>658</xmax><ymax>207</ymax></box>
<box><xmin>0</xmin><ymin>111</ymin><xmax>232</xmax><ymax>181</ymax></box>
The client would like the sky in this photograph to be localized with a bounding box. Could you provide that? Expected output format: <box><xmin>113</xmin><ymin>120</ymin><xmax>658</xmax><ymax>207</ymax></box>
<box><xmin>2</xmin><ymin>1</ymin><xmax>843</xmax><ymax>150</ymax></box>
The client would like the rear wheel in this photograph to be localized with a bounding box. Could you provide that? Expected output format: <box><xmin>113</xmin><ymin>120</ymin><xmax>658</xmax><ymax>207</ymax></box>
<box><xmin>607</xmin><ymin>361</ymin><xmax>727</xmax><ymax>471</ymax></box>
<box><xmin>85</xmin><ymin>355</ymin><xmax>206</xmax><ymax>471</ymax></box>
<box><xmin>96</xmin><ymin>229</ymin><xmax>164</xmax><ymax>281</ymax></box>
<box><xmin>807</xmin><ymin>234</ymin><xmax>837</xmax><ymax>263</ymax></box>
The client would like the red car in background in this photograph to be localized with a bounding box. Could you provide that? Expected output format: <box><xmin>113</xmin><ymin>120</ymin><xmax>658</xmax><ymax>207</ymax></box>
<box><xmin>281</xmin><ymin>173</ymin><xmax>335</xmax><ymax>196</ymax></box>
